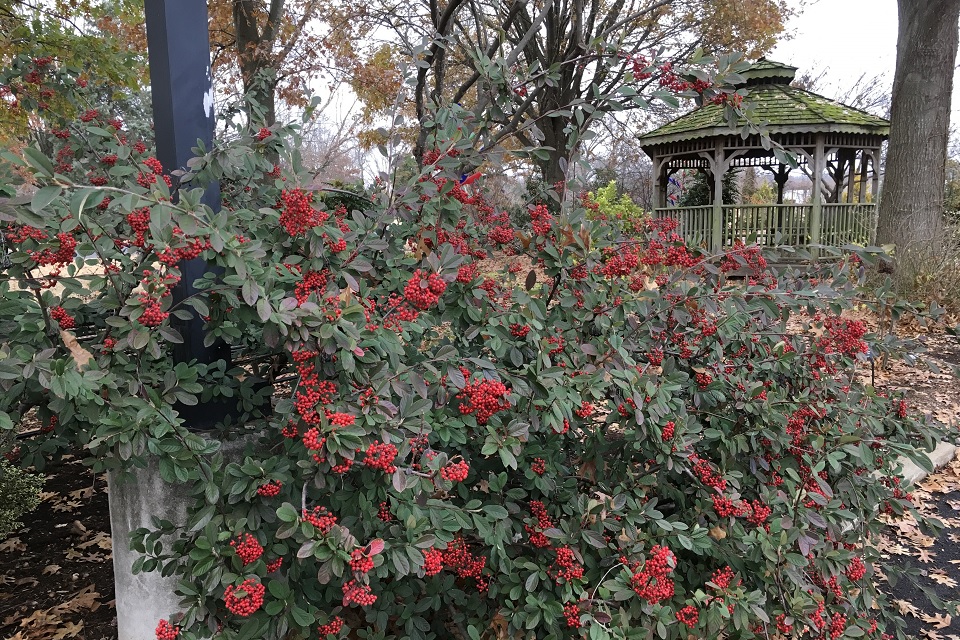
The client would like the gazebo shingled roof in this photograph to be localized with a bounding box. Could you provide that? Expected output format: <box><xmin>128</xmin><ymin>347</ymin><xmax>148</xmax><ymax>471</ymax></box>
<box><xmin>637</xmin><ymin>59</ymin><xmax>890</xmax><ymax>254</ymax></box>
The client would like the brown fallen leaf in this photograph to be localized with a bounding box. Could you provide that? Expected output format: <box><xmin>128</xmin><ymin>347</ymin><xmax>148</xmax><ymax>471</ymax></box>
<box><xmin>895</xmin><ymin>599</ymin><xmax>921</xmax><ymax>617</ymax></box>
<box><xmin>930</xmin><ymin>570</ymin><xmax>959</xmax><ymax>588</ymax></box>
<box><xmin>921</xmin><ymin>613</ymin><xmax>953</xmax><ymax>629</ymax></box>
<box><xmin>60</xmin><ymin>329</ymin><xmax>93</xmax><ymax>368</ymax></box>
<box><xmin>0</xmin><ymin>537</ymin><xmax>26</xmax><ymax>553</ymax></box>
<box><xmin>42</xmin><ymin>564</ymin><xmax>61</xmax><ymax>575</ymax></box>
<box><xmin>52</xmin><ymin>620</ymin><xmax>83</xmax><ymax>639</ymax></box>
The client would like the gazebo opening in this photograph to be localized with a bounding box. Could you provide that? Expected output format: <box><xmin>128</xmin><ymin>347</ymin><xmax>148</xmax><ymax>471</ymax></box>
<box><xmin>639</xmin><ymin>59</ymin><xmax>889</xmax><ymax>254</ymax></box>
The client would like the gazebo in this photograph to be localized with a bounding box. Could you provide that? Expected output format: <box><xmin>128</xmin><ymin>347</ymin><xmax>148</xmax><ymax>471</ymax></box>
<box><xmin>638</xmin><ymin>59</ymin><xmax>889</xmax><ymax>253</ymax></box>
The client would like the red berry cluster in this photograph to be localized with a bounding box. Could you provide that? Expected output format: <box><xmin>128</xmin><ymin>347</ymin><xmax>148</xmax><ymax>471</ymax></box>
<box><xmin>137</xmin><ymin>156</ymin><xmax>172</xmax><ymax>188</ymax></box>
<box><xmin>823</xmin><ymin>316</ymin><xmax>868</xmax><ymax>358</ymax></box>
<box><xmin>563</xmin><ymin>602</ymin><xmax>581</xmax><ymax>628</ymax></box>
<box><xmin>488</xmin><ymin>224</ymin><xmax>515</xmax><ymax>244</ymax></box>
<box><xmin>712</xmin><ymin>495</ymin><xmax>742</xmax><ymax>518</ymax></box>
<box><xmin>350</xmin><ymin>548</ymin><xmax>374</xmax><ymax>573</ymax></box>
<box><xmin>549</xmin><ymin>546</ymin><xmax>584</xmax><ymax>584</ymax></box>
<box><xmin>456</xmin><ymin>370</ymin><xmax>510</xmax><ymax>424</ymax></box>
<box><xmin>529</xmin><ymin>204</ymin><xmax>553</xmax><ymax>236</ymax></box>
<box><xmin>711</xmin><ymin>566</ymin><xmax>735</xmax><ymax>590</ymax></box>
<box><xmin>676</xmin><ymin>605</ymin><xmax>699</xmax><ymax>628</ymax></box>
<box><xmin>846</xmin><ymin>556</ymin><xmax>866</xmax><ymax>581</ymax></box>
<box><xmin>317</xmin><ymin>616</ymin><xmax>344</xmax><ymax>637</ymax></box>
<box><xmin>266</xmin><ymin>557</ymin><xmax>282</xmax><ymax>573</ymax></box>
<box><xmin>155</xmin><ymin>619</ymin><xmax>179</xmax><ymax>640</ymax></box>
<box><xmin>230</xmin><ymin>533</ymin><xmax>264</xmax><ymax>565</ymax></box>
<box><xmin>403</xmin><ymin>269</ymin><xmax>447</xmax><ymax>310</ymax></box>
<box><xmin>745</xmin><ymin>500</ymin><xmax>771</xmax><ymax>528</ymax></box>
<box><xmin>292</xmin><ymin>268</ymin><xmax>330</xmax><ymax>306</ymax></box>
<box><xmin>363</xmin><ymin>442</ymin><xmax>398</xmax><ymax>473</ymax></box>
<box><xmin>720</xmin><ymin>239</ymin><xmax>767</xmax><ymax>274</ymax></box>
<box><xmin>302</xmin><ymin>506</ymin><xmax>337</xmax><ymax>534</ymax></box>
<box><xmin>648</xmin><ymin>348</ymin><xmax>664</xmax><ymax>366</ymax></box>
<box><xmin>423</xmin><ymin>548</ymin><xmax>444</xmax><ymax>576</ymax></box>
<box><xmin>341</xmin><ymin>579</ymin><xmax>377</xmax><ymax>607</ymax></box>
<box><xmin>661</xmin><ymin>421</ymin><xmax>675</xmax><ymax>441</ymax></box>
<box><xmin>510</xmin><ymin>323</ymin><xmax>530</xmax><ymax>338</ymax></box>
<box><xmin>126</xmin><ymin>207</ymin><xmax>151</xmax><ymax>248</ymax></box>
<box><xmin>629</xmin><ymin>545</ymin><xmax>676</xmax><ymax>604</ymax></box>
<box><xmin>895</xmin><ymin>399</ymin><xmax>908</xmax><ymax>419</ymax></box>
<box><xmin>531</xmin><ymin>458</ymin><xmax>546</xmax><ymax>475</ymax></box>
<box><xmin>255</xmin><ymin>127</ymin><xmax>271</xmax><ymax>141</ymax></box>
<box><xmin>50</xmin><ymin>306</ymin><xmax>75</xmax><ymax>329</ymax></box>
<box><xmin>440</xmin><ymin>460</ymin><xmax>469</xmax><ymax>482</ymax></box>
<box><xmin>828</xmin><ymin>612</ymin><xmax>847</xmax><ymax>639</ymax></box>
<box><xmin>690</xmin><ymin>455</ymin><xmax>727</xmax><ymax>492</ymax></box>
<box><xmin>278</xmin><ymin>189</ymin><xmax>328</xmax><ymax>236</ymax></box>
<box><xmin>377</xmin><ymin>501</ymin><xmax>392</xmax><ymax>522</ymax></box>
<box><xmin>30</xmin><ymin>232</ymin><xmax>77</xmax><ymax>269</ymax></box>
<box><xmin>457</xmin><ymin>263</ymin><xmax>478</xmax><ymax>283</ymax></box>
<box><xmin>695</xmin><ymin>371</ymin><xmax>713</xmax><ymax>388</ymax></box>
<box><xmin>525</xmin><ymin>500</ymin><xmax>554</xmax><ymax>548</ymax></box>
<box><xmin>137</xmin><ymin>295</ymin><xmax>169</xmax><ymax>327</ymax></box>
<box><xmin>256</xmin><ymin>480</ymin><xmax>282</xmax><ymax>497</ymax></box>
<box><xmin>575</xmin><ymin>401</ymin><xmax>595</xmax><ymax>418</ymax></box>
<box><xmin>436</xmin><ymin>536</ymin><xmax>488</xmax><ymax>590</ymax></box>
<box><xmin>223</xmin><ymin>578</ymin><xmax>265</xmax><ymax>617</ymax></box>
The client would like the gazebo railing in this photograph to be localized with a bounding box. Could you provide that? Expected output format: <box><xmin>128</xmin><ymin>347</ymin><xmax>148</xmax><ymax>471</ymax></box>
<box><xmin>722</xmin><ymin>204</ymin><xmax>810</xmax><ymax>247</ymax></box>
<box><xmin>653</xmin><ymin>206</ymin><xmax>712</xmax><ymax>247</ymax></box>
<box><xmin>654</xmin><ymin>203</ymin><xmax>877</xmax><ymax>254</ymax></box>
<box><xmin>821</xmin><ymin>203</ymin><xmax>874</xmax><ymax>247</ymax></box>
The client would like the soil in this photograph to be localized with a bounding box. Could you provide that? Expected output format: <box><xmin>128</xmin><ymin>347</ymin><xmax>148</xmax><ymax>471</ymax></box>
<box><xmin>1</xmin><ymin>317</ymin><xmax>959</xmax><ymax>640</ymax></box>
<box><xmin>0</xmin><ymin>455</ymin><xmax>115</xmax><ymax>640</ymax></box>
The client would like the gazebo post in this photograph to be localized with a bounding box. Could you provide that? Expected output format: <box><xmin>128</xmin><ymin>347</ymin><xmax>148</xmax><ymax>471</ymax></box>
<box><xmin>651</xmin><ymin>152</ymin><xmax>661</xmax><ymax>209</ymax></box>
<box><xmin>712</xmin><ymin>140</ymin><xmax>724</xmax><ymax>252</ymax></box>
<box><xmin>858</xmin><ymin>152</ymin><xmax>868</xmax><ymax>203</ymax></box>
<box><xmin>871</xmin><ymin>150</ymin><xmax>881</xmax><ymax>243</ymax></box>
<box><xmin>810</xmin><ymin>134</ymin><xmax>824</xmax><ymax>252</ymax></box>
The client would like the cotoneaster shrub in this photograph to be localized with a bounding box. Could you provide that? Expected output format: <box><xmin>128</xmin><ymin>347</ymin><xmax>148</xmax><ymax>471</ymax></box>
<box><xmin>0</xmin><ymin>53</ymin><xmax>947</xmax><ymax>640</ymax></box>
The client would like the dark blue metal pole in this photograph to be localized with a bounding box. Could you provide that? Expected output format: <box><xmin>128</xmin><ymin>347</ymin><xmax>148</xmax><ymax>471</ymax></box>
<box><xmin>144</xmin><ymin>0</ymin><xmax>231</xmax><ymax>430</ymax></box>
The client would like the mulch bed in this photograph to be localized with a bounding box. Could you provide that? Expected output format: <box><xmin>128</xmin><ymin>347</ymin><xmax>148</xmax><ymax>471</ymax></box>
<box><xmin>0</xmin><ymin>455</ymin><xmax>115</xmax><ymax>640</ymax></box>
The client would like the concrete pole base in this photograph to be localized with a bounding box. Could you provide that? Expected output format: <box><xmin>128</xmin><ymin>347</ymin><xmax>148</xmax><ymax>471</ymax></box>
<box><xmin>107</xmin><ymin>460</ymin><xmax>190</xmax><ymax>640</ymax></box>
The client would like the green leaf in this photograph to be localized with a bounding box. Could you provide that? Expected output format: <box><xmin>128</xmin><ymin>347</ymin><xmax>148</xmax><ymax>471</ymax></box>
<box><xmin>22</xmin><ymin>147</ymin><xmax>55</xmax><ymax>177</ymax></box>
<box><xmin>30</xmin><ymin>186</ymin><xmax>61</xmax><ymax>213</ymax></box>
<box><xmin>483</xmin><ymin>505</ymin><xmax>508</xmax><ymax>520</ymax></box>
<box><xmin>277</xmin><ymin>502</ymin><xmax>298</xmax><ymax>522</ymax></box>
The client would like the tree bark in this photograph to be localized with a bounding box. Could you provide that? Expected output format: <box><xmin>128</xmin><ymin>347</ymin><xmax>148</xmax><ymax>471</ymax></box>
<box><xmin>876</xmin><ymin>0</ymin><xmax>960</xmax><ymax>254</ymax></box>
<box><xmin>233</xmin><ymin>0</ymin><xmax>281</xmax><ymax>128</ymax></box>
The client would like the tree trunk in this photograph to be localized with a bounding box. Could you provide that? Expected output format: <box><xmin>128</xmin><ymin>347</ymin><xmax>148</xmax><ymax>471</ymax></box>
<box><xmin>233</xmin><ymin>0</ymin><xmax>281</xmax><ymax>129</ymax></box>
<box><xmin>876</xmin><ymin>0</ymin><xmax>960</xmax><ymax>255</ymax></box>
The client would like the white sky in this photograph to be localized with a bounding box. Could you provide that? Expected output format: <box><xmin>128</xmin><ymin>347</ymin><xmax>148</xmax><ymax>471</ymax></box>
<box><xmin>771</xmin><ymin>0</ymin><xmax>960</xmax><ymax>126</ymax></box>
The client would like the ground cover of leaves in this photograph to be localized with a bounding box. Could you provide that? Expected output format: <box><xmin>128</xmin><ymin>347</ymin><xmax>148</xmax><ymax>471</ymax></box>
<box><xmin>0</xmin><ymin>454</ymin><xmax>115</xmax><ymax>640</ymax></box>
<box><xmin>0</xmin><ymin>316</ymin><xmax>959</xmax><ymax>639</ymax></box>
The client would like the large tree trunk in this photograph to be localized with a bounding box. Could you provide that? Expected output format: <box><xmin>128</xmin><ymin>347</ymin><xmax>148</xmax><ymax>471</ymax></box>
<box><xmin>876</xmin><ymin>0</ymin><xmax>960</xmax><ymax>254</ymax></box>
<box><xmin>233</xmin><ymin>0</ymin><xmax>282</xmax><ymax>128</ymax></box>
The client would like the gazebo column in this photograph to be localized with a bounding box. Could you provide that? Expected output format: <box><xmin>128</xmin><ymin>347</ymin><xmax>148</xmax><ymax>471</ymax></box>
<box><xmin>858</xmin><ymin>151</ymin><xmax>868</xmax><ymax>203</ymax></box>
<box><xmin>870</xmin><ymin>149</ymin><xmax>881</xmax><ymax>243</ymax></box>
<box><xmin>651</xmin><ymin>152</ymin><xmax>661</xmax><ymax>209</ymax></box>
<box><xmin>711</xmin><ymin>140</ymin><xmax>724</xmax><ymax>252</ymax></box>
<box><xmin>810</xmin><ymin>134</ymin><xmax>825</xmax><ymax>251</ymax></box>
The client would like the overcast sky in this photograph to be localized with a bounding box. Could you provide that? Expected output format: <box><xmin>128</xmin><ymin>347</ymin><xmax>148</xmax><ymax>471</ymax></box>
<box><xmin>771</xmin><ymin>0</ymin><xmax>960</xmax><ymax>126</ymax></box>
